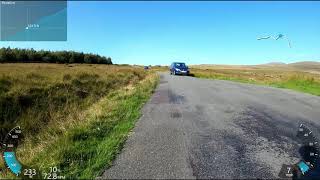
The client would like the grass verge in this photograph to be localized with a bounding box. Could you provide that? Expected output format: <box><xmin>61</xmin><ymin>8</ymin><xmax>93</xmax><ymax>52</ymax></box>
<box><xmin>191</xmin><ymin>68</ymin><xmax>320</xmax><ymax>96</ymax></box>
<box><xmin>0</xmin><ymin>64</ymin><xmax>159</xmax><ymax>179</ymax></box>
<box><xmin>30</xmin><ymin>73</ymin><xmax>158</xmax><ymax>179</ymax></box>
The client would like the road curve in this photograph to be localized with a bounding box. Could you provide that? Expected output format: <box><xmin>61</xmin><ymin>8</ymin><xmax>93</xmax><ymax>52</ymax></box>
<box><xmin>101</xmin><ymin>72</ymin><xmax>320</xmax><ymax>179</ymax></box>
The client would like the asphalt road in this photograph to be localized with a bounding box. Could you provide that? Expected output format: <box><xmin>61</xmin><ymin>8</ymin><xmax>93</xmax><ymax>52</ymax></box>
<box><xmin>102</xmin><ymin>72</ymin><xmax>320</xmax><ymax>179</ymax></box>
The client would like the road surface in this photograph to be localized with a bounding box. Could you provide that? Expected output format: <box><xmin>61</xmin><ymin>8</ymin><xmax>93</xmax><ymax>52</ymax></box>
<box><xmin>101</xmin><ymin>72</ymin><xmax>320</xmax><ymax>179</ymax></box>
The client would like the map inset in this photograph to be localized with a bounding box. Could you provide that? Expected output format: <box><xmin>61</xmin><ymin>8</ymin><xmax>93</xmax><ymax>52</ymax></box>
<box><xmin>0</xmin><ymin>1</ymin><xmax>67</xmax><ymax>41</ymax></box>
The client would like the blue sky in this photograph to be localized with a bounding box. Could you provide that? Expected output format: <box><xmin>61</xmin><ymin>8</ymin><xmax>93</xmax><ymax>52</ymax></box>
<box><xmin>1</xmin><ymin>1</ymin><xmax>320</xmax><ymax>65</ymax></box>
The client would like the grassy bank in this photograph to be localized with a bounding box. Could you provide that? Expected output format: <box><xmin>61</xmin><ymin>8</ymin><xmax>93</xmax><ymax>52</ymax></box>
<box><xmin>0</xmin><ymin>63</ymin><xmax>158</xmax><ymax>178</ymax></box>
<box><xmin>191</xmin><ymin>67</ymin><xmax>320</xmax><ymax>96</ymax></box>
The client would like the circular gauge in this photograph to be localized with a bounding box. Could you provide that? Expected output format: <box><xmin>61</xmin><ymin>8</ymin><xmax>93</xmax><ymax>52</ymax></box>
<box><xmin>2</xmin><ymin>126</ymin><xmax>23</xmax><ymax>176</ymax></box>
<box><xmin>1</xmin><ymin>126</ymin><xmax>41</xmax><ymax>178</ymax></box>
<box><xmin>279</xmin><ymin>124</ymin><xmax>320</xmax><ymax>179</ymax></box>
<box><xmin>1</xmin><ymin>127</ymin><xmax>65</xmax><ymax>179</ymax></box>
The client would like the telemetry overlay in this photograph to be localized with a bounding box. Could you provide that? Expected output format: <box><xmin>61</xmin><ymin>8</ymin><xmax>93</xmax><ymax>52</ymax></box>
<box><xmin>0</xmin><ymin>1</ymin><xmax>67</xmax><ymax>41</ymax></box>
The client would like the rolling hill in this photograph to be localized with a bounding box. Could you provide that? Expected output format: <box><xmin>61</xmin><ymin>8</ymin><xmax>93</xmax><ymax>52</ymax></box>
<box><xmin>192</xmin><ymin>61</ymin><xmax>320</xmax><ymax>74</ymax></box>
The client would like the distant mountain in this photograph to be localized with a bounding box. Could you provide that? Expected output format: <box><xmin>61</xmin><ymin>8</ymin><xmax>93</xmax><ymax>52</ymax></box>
<box><xmin>258</xmin><ymin>62</ymin><xmax>287</xmax><ymax>67</ymax></box>
<box><xmin>287</xmin><ymin>61</ymin><xmax>320</xmax><ymax>73</ymax></box>
<box><xmin>192</xmin><ymin>61</ymin><xmax>320</xmax><ymax>73</ymax></box>
<box><xmin>288</xmin><ymin>61</ymin><xmax>320</xmax><ymax>66</ymax></box>
<box><xmin>262</xmin><ymin>62</ymin><xmax>287</xmax><ymax>66</ymax></box>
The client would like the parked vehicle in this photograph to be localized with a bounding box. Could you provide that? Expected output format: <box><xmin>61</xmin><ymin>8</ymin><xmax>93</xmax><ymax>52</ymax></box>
<box><xmin>170</xmin><ymin>62</ymin><xmax>189</xmax><ymax>75</ymax></box>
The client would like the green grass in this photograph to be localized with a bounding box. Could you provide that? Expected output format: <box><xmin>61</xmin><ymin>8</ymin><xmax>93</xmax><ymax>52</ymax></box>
<box><xmin>0</xmin><ymin>63</ymin><xmax>159</xmax><ymax>179</ymax></box>
<box><xmin>193</xmin><ymin>72</ymin><xmax>255</xmax><ymax>84</ymax></box>
<box><xmin>30</xmin><ymin>73</ymin><xmax>159</xmax><ymax>179</ymax></box>
<box><xmin>191</xmin><ymin>68</ymin><xmax>320</xmax><ymax>96</ymax></box>
<box><xmin>270</xmin><ymin>76</ymin><xmax>320</xmax><ymax>96</ymax></box>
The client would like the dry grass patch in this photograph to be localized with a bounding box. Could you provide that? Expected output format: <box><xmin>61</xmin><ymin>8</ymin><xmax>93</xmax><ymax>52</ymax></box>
<box><xmin>0</xmin><ymin>63</ymin><xmax>158</xmax><ymax>178</ymax></box>
<box><xmin>190</xmin><ymin>66</ymin><xmax>320</xmax><ymax>96</ymax></box>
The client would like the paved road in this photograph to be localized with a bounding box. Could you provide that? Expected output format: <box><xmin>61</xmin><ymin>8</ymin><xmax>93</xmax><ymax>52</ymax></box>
<box><xmin>102</xmin><ymin>73</ymin><xmax>320</xmax><ymax>179</ymax></box>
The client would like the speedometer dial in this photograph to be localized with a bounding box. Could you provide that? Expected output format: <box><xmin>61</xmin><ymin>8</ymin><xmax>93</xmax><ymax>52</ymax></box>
<box><xmin>2</xmin><ymin>126</ymin><xmax>23</xmax><ymax>176</ymax></box>
<box><xmin>297</xmin><ymin>124</ymin><xmax>319</xmax><ymax>170</ymax></box>
<box><xmin>279</xmin><ymin>124</ymin><xmax>320</xmax><ymax>179</ymax></box>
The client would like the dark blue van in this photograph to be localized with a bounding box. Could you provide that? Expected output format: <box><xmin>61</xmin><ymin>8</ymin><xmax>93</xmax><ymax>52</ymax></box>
<box><xmin>170</xmin><ymin>62</ymin><xmax>189</xmax><ymax>75</ymax></box>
